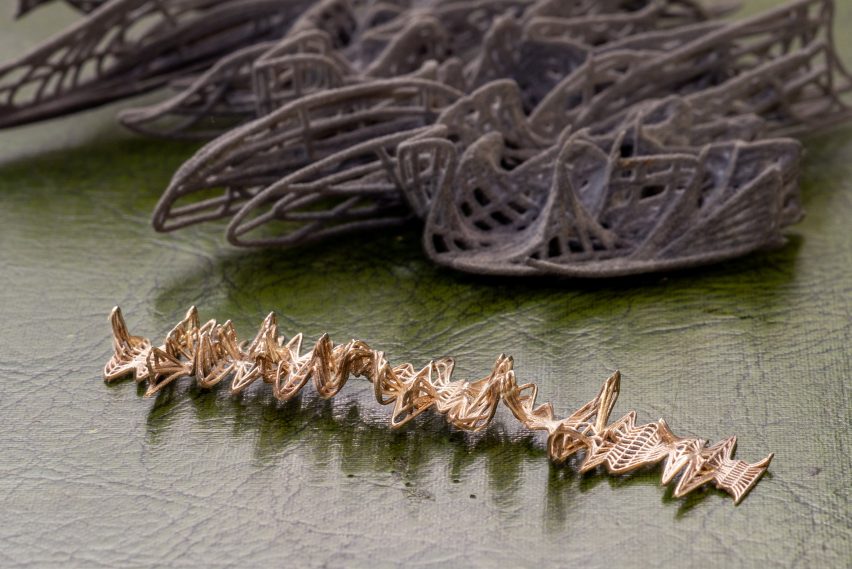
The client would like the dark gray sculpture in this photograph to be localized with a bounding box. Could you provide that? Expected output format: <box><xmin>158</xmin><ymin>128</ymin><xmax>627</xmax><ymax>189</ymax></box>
<box><xmin>0</xmin><ymin>0</ymin><xmax>315</xmax><ymax>128</ymax></box>
<box><xmin>117</xmin><ymin>0</ymin><xmax>541</xmax><ymax>138</ymax></box>
<box><xmin>1</xmin><ymin>0</ymin><xmax>850</xmax><ymax>278</ymax></box>
<box><xmin>155</xmin><ymin>78</ymin><xmax>461</xmax><ymax>234</ymax></box>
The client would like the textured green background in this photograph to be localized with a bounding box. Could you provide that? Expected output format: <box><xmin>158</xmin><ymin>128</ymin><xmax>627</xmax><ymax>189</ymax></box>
<box><xmin>0</xmin><ymin>2</ymin><xmax>850</xmax><ymax>567</ymax></box>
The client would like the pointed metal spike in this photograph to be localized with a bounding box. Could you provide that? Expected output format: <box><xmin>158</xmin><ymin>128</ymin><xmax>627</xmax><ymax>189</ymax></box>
<box><xmin>109</xmin><ymin>306</ymin><xmax>130</xmax><ymax>344</ymax></box>
<box><xmin>594</xmin><ymin>370</ymin><xmax>621</xmax><ymax>433</ymax></box>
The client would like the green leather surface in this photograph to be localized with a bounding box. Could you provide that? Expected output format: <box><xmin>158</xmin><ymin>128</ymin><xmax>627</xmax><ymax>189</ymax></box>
<box><xmin>0</xmin><ymin>2</ymin><xmax>850</xmax><ymax>567</ymax></box>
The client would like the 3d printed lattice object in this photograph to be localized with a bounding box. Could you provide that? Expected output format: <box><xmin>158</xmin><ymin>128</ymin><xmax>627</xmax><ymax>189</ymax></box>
<box><xmin>105</xmin><ymin>306</ymin><xmax>774</xmax><ymax>504</ymax></box>
<box><xmin>3</xmin><ymin>0</ymin><xmax>851</xmax><ymax>278</ymax></box>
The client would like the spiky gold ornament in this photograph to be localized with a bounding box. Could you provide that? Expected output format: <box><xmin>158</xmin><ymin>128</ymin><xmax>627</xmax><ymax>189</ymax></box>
<box><xmin>105</xmin><ymin>306</ymin><xmax>772</xmax><ymax>504</ymax></box>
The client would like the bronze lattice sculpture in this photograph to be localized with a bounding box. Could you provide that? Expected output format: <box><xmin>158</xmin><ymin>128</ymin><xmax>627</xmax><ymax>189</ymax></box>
<box><xmin>3</xmin><ymin>0</ymin><xmax>851</xmax><ymax>277</ymax></box>
<box><xmin>105</xmin><ymin>306</ymin><xmax>774</xmax><ymax>504</ymax></box>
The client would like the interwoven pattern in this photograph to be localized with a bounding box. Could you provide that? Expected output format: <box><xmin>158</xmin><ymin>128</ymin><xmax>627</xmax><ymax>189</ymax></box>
<box><xmin>0</xmin><ymin>0</ymin><xmax>312</xmax><ymax>128</ymax></box>
<box><xmin>105</xmin><ymin>306</ymin><xmax>774</xmax><ymax>504</ymax></box>
<box><xmin>416</xmin><ymin>93</ymin><xmax>804</xmax><ymax>275</ymax></box>
<box><xmin>3</xmin><ymin>0</ymin><xmax>851</xmax><ymax>278</ymax></box>
<box><xmin>113</xmin><ymin>0</ymin><xmax>715</xmax><ymax>138</ymax></box>
<box><xmin>152</xmin><ymin>79</ymin><xmax>459</xmax><ymax>235</ymax></box>
<box><xmin>150</xmin><ymin>0</ymin><xmax>848</xmax><ymax>276</ymax></box>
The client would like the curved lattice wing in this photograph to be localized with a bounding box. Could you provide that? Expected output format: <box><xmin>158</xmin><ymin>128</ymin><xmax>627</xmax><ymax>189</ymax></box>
<box><xmin>0</xmin><ymin>0</ymin><xmax>313</xmax><ymax>128</ymax></box>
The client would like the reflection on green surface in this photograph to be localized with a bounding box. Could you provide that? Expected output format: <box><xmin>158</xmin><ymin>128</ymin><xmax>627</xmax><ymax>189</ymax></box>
<box><xmin>140</xmin><ymin>378</ymin><xmax>727</xmax><ymax>522</ymax></box>
<box><xmin>0</xmin><ymin>2</ymin><xmax>850</xmax><ymax>567</ymax></box>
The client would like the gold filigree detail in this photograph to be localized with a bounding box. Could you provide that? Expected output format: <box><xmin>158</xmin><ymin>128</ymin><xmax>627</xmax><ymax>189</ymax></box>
<box><xmin>104</xmin><ymin>306</ymin><xmax>773</xmax><ymax>504</ymax></box>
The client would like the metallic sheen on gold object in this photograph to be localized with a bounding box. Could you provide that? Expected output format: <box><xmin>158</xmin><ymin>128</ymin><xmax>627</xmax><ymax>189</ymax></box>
<box><xmin>104</xmin><ymin>306</ymin><xmax>773</xmax><ymax>504</ymax></box>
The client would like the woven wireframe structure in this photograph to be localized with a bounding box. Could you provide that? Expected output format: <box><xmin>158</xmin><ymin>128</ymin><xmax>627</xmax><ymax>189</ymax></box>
<box><xmin>4</xmin><ymin>0</ymin><xmax>851</xmax><ymax>277</ymax></box>
<box><xmin>105</xmin><ymin>306</ymin><xmax>774</xmax><ymax>504</ymax></box>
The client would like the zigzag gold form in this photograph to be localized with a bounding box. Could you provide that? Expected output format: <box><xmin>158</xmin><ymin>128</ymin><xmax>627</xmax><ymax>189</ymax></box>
<box><xmin>104</xmin><ymin>306</ymin><xmax>773</xmax><ymax>504</ymax></box>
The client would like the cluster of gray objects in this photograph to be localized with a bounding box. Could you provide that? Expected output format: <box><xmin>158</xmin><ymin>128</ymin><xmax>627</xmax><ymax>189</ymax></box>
<box><xmin>3</xmin><ymin>0</ymin><xmax>851</xmax><ymax>277</ymax></box>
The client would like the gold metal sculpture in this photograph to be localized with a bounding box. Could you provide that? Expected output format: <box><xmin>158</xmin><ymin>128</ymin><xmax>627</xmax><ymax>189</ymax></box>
<box><xmin>104</xmin><ymin>306</ymin><xmax>773</xmax><ymax>504</ymax></box>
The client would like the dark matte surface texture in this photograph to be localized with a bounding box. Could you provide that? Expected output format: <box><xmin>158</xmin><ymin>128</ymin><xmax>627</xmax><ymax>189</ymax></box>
<box><xmin>0</xmin><ymin>2</ymin><xmax>850</xmax><ymax>567</ymax></box>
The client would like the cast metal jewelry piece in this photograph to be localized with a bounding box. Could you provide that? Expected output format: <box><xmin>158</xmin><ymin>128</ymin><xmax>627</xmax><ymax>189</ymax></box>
<box><xmin>104</xmin><ymin>306</ymin><xmax>774</xmax><ymax>504</ymax></box>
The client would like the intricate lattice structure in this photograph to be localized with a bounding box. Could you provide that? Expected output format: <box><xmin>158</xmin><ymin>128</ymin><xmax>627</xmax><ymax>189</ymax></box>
<box><xmin>413</xmin><ymin>91</ymin><xmax>804</xmax><ymax>276</ymax></box>
<box><xmin>138</xmin><ymin>0</ymin><xmax>847</xmax><ymax>276</ymax></box>
<box><xmin>105</xmin><ymin>306</ymin><xmax>774</xmax><ymax>504</ymax></box>
<box><xmin>3</xmin><ymin>0</ymin><xmax>851</xmax><ymax>278</ymax></box>
<box><xmin>0</xmin><ymin>0</ymin><xmax>313</xmax><ymax>128</ymax></box>
<box><xmin>153</xmin><ymin>79</ymin><xmax>460</xmax><ymax>237</ymax></box>
<box><xmin>116</xmin><ymin>0</ymin><xmax>715</xmax><ymax>139</ymax></box>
